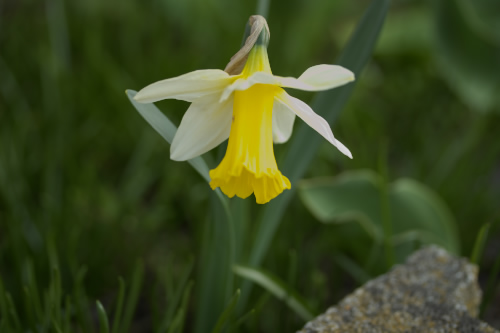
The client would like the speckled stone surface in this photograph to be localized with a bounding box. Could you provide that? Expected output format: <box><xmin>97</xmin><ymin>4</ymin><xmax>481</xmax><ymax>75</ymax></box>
<box><xmin>298</xmin><ymin>246</ymin><xmax>499</xmax><ymax>333</ymax></box>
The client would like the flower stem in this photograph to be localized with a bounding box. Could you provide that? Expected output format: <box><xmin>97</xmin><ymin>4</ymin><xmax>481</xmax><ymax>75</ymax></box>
<box><xmin>256</xmin><ymin>0</ymin><xmax>270</xmax><ymax>18</ymax></box>
<box><xmin>379</xmin><ymin>140</ymin><xmax>394</xmax><ymax>270</ymax></box>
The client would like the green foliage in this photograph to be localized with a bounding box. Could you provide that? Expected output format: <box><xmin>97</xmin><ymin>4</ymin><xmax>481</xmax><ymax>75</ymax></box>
<box><xmin>126</xmin><ymin>90</ymin><xmax>211</xmax><ymax>182</ymax></box>
<box><xmin>471</xmin><ymin>223</ymin><xmax>491</xmax><ymax>265</ymax></box>
<box><xmin>298</xmin><ymin>170</ymin><xmax>460</xmax><ymax>268</ymax></box>
<box><xmin>233</xmin><ymin>265</ymin><xmax>314</xmax><ymax>321</ymax></box>
<box><xmin>1</xmin><ymin>0</ymin><xmax>499</xmax><ymax>332</ymax></box>
<box><xmin>434</xmin><ymin>0</ymin><xmax>500</xmax><ymax>112</ymax></box>
<box><xmin>240</xmin><ymin>0</ymin><xmax>391</xmax><ymax>312</ymax></box>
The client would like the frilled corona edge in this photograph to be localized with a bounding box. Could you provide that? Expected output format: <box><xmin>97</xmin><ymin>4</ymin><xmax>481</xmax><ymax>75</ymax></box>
<box><xmin>297</xmin><ymin>246</ymin><xmax>499</xmax><ymax>333</ymax></box>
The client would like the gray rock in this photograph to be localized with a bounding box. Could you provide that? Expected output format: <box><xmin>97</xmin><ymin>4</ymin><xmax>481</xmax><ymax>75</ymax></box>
<box><xmin>298</xmin><ymin>246</ymin><xmax>498</xmax><ymax>333</ymax></box>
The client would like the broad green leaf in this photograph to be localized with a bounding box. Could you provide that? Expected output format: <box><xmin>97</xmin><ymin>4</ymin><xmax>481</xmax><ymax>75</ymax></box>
<box><xmin>298</xmin><ymin>170</ymin><xmax>460</xmax><ymax>258</ymax></box>
<box><xmin>375</xmin><ymin>8</ymin><xmax>432</xmax><ymax>55</ymax></box>
<box><xmin>125</xmin><ymin>90</ymin><xmax>210</xmax><ymax>182</ymax></box>
<box><xmin>389</xmin><ymin>179</ymin><xmax>459</xmax><ymax>254</ymax></box>
<box><xmin>298</xmin><ymin>171</ymin><xmax>384</xmax><ymax>242</ymax></box>
<box><xmin>242</xmin><ymin>0</ymin><xmax>390</xmax><ymax>311</ymax></box>
<box><xmin>233</xmin><ymin>265</ymin><xmax>314</xmax><ymax>321</ymax></box>
<box><xmin>433</xmin><ymin>0</ymin><xmax>500</xmax><ymax>112</ymax></box>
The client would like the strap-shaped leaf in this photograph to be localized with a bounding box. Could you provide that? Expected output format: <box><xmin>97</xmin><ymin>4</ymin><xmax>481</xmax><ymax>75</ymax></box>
<box><xmin>126</xmin><ymin>90</ymin><xmax>210</xmax><ymax>182</ymax></box>
<box><xmin>233</xmin><ymin>265</ymin><xmax>314</xmax><ymax>321</ymax></box>
<box><xmin>241</xmin><ymin>0</ymin><xmax>391</xmax><ymax>310</ymax></box>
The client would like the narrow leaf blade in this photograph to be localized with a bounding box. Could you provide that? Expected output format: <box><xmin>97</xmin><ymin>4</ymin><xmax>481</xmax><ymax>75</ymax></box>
<box><xmin>248</xmin><ymin>0</ymin><xmax>391</xmax><ymax>276</ymax></box>
<box><xmin>126</xmin><ymin>90</ymin><xmax>210</xmax><ymax>182</ymax></box>
<box><xmin>233</xmin><ymin>265</ymin><xmax>314</xmax><ymax>321</ymax></box>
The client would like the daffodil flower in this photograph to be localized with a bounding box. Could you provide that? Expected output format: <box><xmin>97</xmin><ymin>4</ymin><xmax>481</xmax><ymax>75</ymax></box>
<box><xmin>134</xmin><ymin>16</ymin><xmax>354</xmax><ymax>204</ymax></box>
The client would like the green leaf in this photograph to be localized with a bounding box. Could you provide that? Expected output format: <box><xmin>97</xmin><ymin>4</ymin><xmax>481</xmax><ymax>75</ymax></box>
<box><xmin>111</xmin><ymin>277</ymin><xmax>125</xmax><ymax>333</ymax></box>
<box><xmin>126</xmin><ymin>91</ymin><xmax>235</xmax><ymax>333</ymax></box>
<box><xmin>125</xmin><ymin>90</ymin><xmax>210</xmax><ymax>182</ymax></box>
<box><xmin>456</xmin><ymin>0</ymin><xmax>500</xmax><ymax>43</ymax></box>
<box><xmin>233</xmin><ymin>265</ymin><xmax>314</xmax><ymax>321</ymax></box>
<box><xmin>298</xmin><ymin>171</ymin><xmax>384</xmax><ymax>241</ymax></box>
<box><xmin>433</xmin><ymin>0</ymin><xmax>500</xmax><ymax>112</ymax></box>
<box><xmin>390</xmin><ymin>179</ymin><xmax>460</xmax><ymax>254</ymax></box>
<box><xmin>211</xmin><ymin>289</ymin><xmax>240</xmax><ymax>333</ymax></box>
<box><xmin>96</xmin><ymin>301</ymin><xmax>110</xmax><ymax>333</ymax></box>
<box><xmin>119</xmin><ymin>260</ymin><xmax>144</xmax><ymax>333</ymax></box>
<box><xmin>167</xmin><ymin>281</ymin><xmax>193</xmax><ymax>333</ymax></box>
<box><xmin>470</xmin><ymin>223</ymin><xmax>490</xmax><ymax>265</ymax></box>
<box><xmin>298</xmin><ymin>170</ymin><xmax>460</xmax><ymax>260</ymax></box>
<box><xmin>480</xmin><ymin>249</ymin><xmax>500</xmax><ymax>317</ymax></box>
<box><xmin>242</xmin><ymin>0</ymin><xmax>390</xmax><ymax>310</ymax></box>
<box><xmin>334</xmin><ymin>253</ymin><xmax>371</xmax><ymax>285</ymax></box>
<box><xmin>158</xmin><ymin>257</ymin><xmax>194</xmax><ymax>333</ymax></box>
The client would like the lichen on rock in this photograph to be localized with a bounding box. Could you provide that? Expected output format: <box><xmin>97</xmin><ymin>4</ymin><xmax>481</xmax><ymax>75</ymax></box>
<box><xmin>297</xmin><ymin>246</ymin><xmax>499</xmax><ymax>333</ymax></box>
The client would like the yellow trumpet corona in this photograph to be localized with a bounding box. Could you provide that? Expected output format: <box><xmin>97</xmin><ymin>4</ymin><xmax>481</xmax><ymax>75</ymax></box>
<box><xmin>209</xmin><ymin>46</ymin><xmax>290</xmax><ymax>203</ymax></box>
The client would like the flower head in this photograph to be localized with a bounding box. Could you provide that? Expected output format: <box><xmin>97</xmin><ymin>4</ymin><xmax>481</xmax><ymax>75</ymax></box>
<box><xmin>134</xmin><ymin>15</ymin><xmax>354</xmax><ymax>204</ymax></box>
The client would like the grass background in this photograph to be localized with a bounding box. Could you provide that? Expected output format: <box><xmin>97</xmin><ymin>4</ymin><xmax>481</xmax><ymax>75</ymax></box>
<box><xmin>1</xmin><ymin>0</ymin><xmax>499</xmax><ymax>332</ymax></box>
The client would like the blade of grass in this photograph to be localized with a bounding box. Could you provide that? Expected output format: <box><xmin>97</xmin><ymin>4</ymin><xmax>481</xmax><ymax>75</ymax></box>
<box><xmin>111</xmin><ymin>277</ymin><xmax>126</xmax><ymax>333</ymax></box>
<box><xmin>378</xmin><ymin>141</ymin><xmax>394</xmax><ymax>269</ymax></box>
<box><xmin>231</xmin><ymin>308</ymin><xmax>255</xmax><ymax>331</ymax></box>
<box><xmin>166</xmin><ymin>281</ymin><xmax>193</xmax><ymax>333</ymax></box>
<box><xmin>334</xmin><ymin>254</ymin><xmax>371</xmax><ymax>285</ymax></box>
<box><xmin>24</xmin><ymin>260</ymin><xmax>43</xmax><ymax>322</ymax></box>
<box><xmin>158</xmin><ymin>257</ymin><xmax>194</xmax><ymax>332</ymax></box>
<box><xmin>119</xmin><ymin>260</ymin><xmax>144</xmax><ymax>333</ymax></box>
<box><xmin>233</xmin><ymin>265</ymin><xmax>314</xmax><ymax>321</ymax></box>
<box><xmin>62</xmin><ymin>295</ymin><xmax>71</xmax><ymax>333</ymax></box>
<box><xmin>470</xmin><ymin>223</ymin><xmax>490</xmax><ymax>265</ymax></box>
<box><xmin>49</xmin><ymin>267</ymin><xmax>63</xmax><ymax>324</ymax></box>
<box><xmin>242</xmin><ymin>0</ymin><xmax>391</xmax><ymax>311</ymax></box>
<box><xmin>5</xmin><ymin>293</ymin><xmax>21</xmax><ymax>332</ymax></box>
<box><xmin>210</xmin><ymin>289</ymin><xmax>240</xmax><ymax>333</ymax></box>
<box><xmin>96</xmin><ymin>301</ymin><xmax>111</xmax><ymax>333</ymax></box>
<box><xmin>480</xmin><ymin>250</ymin><xmax>500</xmax><ymax>318</ymax></box>
<box><xmin>23</xmin><ymin>287</ymin><xmax>37</xmax><ymax>332</ymax></box>
<box><xmin>74</xmin><ymin>266</ymin><xmax>91</xmax><ymax>332</ymax></box>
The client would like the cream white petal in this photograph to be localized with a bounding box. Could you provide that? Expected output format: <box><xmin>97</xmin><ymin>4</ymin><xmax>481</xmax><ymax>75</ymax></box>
<box><xmin>170</xmin><ymin>94</ymin><xmax>233</xmax><ymax>161</ymax></box>
<box><xmin>135</xmin><ymin>69</ymin><xmax>233</xmax><ymax>103</ymax></box>
<box><xmin>272</xmin><ymin>97</ymin><xmax>296</xmax><ymax>144</ymax></box>
<box><xmin>219</xmin><ymin>72</ymin><xmax>277</xmax><ymax>102</ymax></box>
<box><xmin>219</xmin><ymin>65</ymin><xmax>354</xmax><ymax>101</ymax></box>
<box><xmin>276</xmin><ymin>91</ymin><xmax>352</xmax><ymax>158</ymax></box>
<box><xmin>277</xmin><ymin>65</ymin><xmax>354</xmax><ymax>91</ymax></box>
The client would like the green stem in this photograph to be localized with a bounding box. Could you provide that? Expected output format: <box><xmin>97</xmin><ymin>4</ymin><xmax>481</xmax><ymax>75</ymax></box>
<box><xmin>379</xmin><ymin>141</ymin><xmax>394</xmax><ymax>269</ymax></box>
<box><xmin>256</xmin><ymin>0</ymin><xmax>270</xmax><ymax>18</ymax></box>
<box><xmin>217</xmin><ymin>192</ymin><xmax>236</xmax><ymax>302</ymax></box>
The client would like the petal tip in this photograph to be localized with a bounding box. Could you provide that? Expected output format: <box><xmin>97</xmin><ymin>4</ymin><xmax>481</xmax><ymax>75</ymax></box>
<box><xmin>133</xmin><ymin>91</ymin><xmax>144</xmax><ymax>102</ymax></box>
<box><xmin>169</xmin><ymin>147</ymin><xmax>185</xmax><ymax>162</ymax></box>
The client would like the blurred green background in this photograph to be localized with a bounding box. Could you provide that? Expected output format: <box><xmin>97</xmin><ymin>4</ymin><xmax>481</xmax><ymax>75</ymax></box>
<box><xmin>1</xmin><ymin>0</ymin><xmax>499</xmax><ymax>332</ymax></box>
